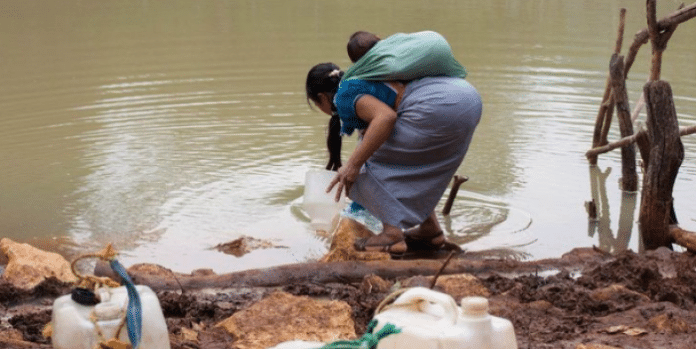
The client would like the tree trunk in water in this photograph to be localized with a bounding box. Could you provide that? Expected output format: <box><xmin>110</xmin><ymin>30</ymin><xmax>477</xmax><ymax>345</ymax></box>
<box><xmin>639</xmin><ymin>81</ymin><xmax>684</xmax><ymax>250</ymax></box>
<box><xmin>609</xmin><ymin>54</ymin><xmax>637</xmax><ymax>192</ymax></box>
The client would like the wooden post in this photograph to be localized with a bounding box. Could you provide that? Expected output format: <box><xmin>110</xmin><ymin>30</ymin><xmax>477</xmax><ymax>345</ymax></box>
<box><xmin>589</xmin><ymin>8</ymin><xmax>627</xmax><ymax>165</ymax></box>
<box><xmin>442</xmin><ymin>175</ymin><xmax>468</xmax><ymax>215</ymax></box>
<box><xmin>608</xmin><ymin>54</ymin><xmax>638</xmax><ymax>191</ymax></box>
<box><xmin>587</xmin><ymin>2</ymin><xmax>696</xmax><ymax>165</ymax></box>
<box><xmin>638</xmin><ymin>81</ymin><xmax>684</xmax><ymax>250</ymax></box>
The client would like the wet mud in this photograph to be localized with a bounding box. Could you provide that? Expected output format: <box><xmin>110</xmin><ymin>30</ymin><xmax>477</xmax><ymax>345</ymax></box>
<box><xmin>2</xmin><ymin>248</ymin><xmax>696</xmax><ymax>349</ymax></box>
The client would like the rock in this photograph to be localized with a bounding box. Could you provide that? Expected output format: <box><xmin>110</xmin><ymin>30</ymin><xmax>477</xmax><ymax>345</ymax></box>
<box><xmin>560</xmin><ymin>248</ymin><xmax>611</xmax><ymax>265</ymax></box>
<box><xmin>267</xmin><ymin>340</ymin><xmax>326</xmax><ymax>349</ymax></box>
<box><xmin>0</xmin><ymin>328</ymin><xmax>38</xmax><ymax>348</ymax></box>
<box><xmin>576</xmin><ymin>344</ymin><xmax>622</xmax><ymax>349</ymax></box>
<box><xmin>401</xmin><ymin>274</ymin><xmax>490</xmax><ymax>302</ymax></box>
<box><xmin>0</xmin><ymin>238</ymin><xmax>77</xmax><ymax>290</ymax></box>
<box><xmin>214</xmin><ymin>236</ymin><xmax>287</xmax><ymax>257</ymax></box>
<box><xmin>589</xmin><ymin>284</ymin><xmax>650</xmax><ymax>303</ymax></box>
<box><xmin>433</xmin><ymin>274</ymin><xmax>491</xmax><ymax>301</ymax></box>
<box><xmin>0</xmin><ymin>328</ymin><xmax>24</xmax><ymax>342</ymax></box>
<box><xmin>526</xmin><ymin>300</ymin><xmax>554</xmax><ymax>311</ymax></box>
<box><xmin>601</xmin><ymin>325</ymin><xmax>648</xmax><ymax>336</ymax></box>
<box><xmin>191</xmin><ymin>268</ymin><xmax>216</xmax><ymax>277</ymax></box>
<box><xmin>648</xmin><ymin>313</ymin><xmax>692</xmax><ymax>334</ymax></box>
<box><xmin>320</xmin><ymin>218</ymin><xmax>390</xmax><ymax>262</ymax></box>
<box><xmin>359</xmin><ymin>274</ymin><xmax>392</xmax><ymax>294</ymax></box>
<box><xmin>96</xmin><ymin>260</ymin><xmax>181</xmax><ymax>284</ymax></box>
<box><xmin>128</xmin><ymin>262</ymin><xmax>176</xmax><ymax>277</ymax></box>
<box><xmin>179</xmin><ymin>327</ymin><xmax>199</xmax><ymax>342</ymax></box>
<box><xmin>216</xmin><ymin>291</ymin><xmax>356</xmax><ymax>349</ymax></box>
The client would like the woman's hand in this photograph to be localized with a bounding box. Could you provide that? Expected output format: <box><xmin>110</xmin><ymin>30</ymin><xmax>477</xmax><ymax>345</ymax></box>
<box><xmin>326</xmin><ymin>94</ymin><xmax>397</xmax><ymax>202</ymax></box>
<box><xmin>327</xmin><ymin>162</ymin><xmax>361</xmax><ymax>202</ymax></box>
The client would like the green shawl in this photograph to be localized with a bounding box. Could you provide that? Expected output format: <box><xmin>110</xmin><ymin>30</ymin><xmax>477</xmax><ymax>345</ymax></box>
<box><xmin>342</xmin><ymin>31</ymin><xmax>467</xmax><ymax>81</ymax></box>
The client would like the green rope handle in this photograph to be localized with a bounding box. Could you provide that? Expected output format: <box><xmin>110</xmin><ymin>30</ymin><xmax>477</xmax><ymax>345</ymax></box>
<box><xmin>319</xmin><ymin>320</ymin><xmax>401</xmax><ymax>349</ymax></box>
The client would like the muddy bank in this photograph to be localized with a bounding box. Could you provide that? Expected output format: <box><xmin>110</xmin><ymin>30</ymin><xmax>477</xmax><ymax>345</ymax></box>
<box><xmin>2</xmin><ymin>247</ymin><xmax>696</xmax><ymax>348</ymax></box>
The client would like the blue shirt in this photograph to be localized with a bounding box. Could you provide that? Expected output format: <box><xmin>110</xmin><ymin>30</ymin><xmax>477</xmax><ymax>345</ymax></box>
<box><xmin>333</xmin><ymin>79</ymin><xmax>398</xmax><ymax>136</ymax></box>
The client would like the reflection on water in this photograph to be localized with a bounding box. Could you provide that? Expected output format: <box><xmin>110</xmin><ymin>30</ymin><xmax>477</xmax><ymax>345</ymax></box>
<box><xmin>291</xmin><ymin>189</ymin><xmax>536</xmax><ymax>260</ymax></box>
<box><xmin>587</xmin><ymin>165</ymin><xmax>636</xmax><ymax>254</ymax></box>
<box><xmin>1</xmin><ymin>0</ymin><xmax>695</xmax><ymax>272</ymax></box>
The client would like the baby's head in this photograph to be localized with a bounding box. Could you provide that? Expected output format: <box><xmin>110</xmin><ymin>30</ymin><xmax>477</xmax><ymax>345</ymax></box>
<box><xmin>347</xmin><ymin>31</ymin><xmax>381</xmax><ymax>63</ymax></box>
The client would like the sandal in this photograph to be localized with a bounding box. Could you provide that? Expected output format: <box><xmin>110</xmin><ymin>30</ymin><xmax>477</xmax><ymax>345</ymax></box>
<box><xmin>354</xmin><ymin>237</ymin><xmax>408</xmax><ymax>255</ymax></box>
<box><xmin>404</xmin><ymin>230</ymin><xmax>446</xmax><ymax>251</ymax></box>
<box><xmin>404</xmin><ymin>230</ymin><xmax>463</xmax><ymax>252</ymax></box>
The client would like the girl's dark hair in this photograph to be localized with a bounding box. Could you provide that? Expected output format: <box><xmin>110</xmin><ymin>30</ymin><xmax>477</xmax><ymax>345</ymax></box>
<box><xmin>305</xmin><ymin>63</ymin><xmax>344</xmax><ymax>171</ymax></box>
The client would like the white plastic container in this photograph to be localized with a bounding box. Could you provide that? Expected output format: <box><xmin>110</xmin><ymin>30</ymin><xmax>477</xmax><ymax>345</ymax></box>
<box><xmin>51</xmin><ymin>285</ymin><xmax>171</xmax><ymax>349</ymax></box>
<box><xmin>266</xmin><ymin>340</ymin><xmax>325</xmax><ymax>349</ymax></box>
<box><xmin>458</xmin><ymin>296</ymin><xmax>517</xmax><ymax>349</ymax></box>
<box><xmin>302</xmin><ymin>169</ymin><xmax>346</xmax><ymax>231</ymax></box>
<box><xmin>372</xmin><ymin>287</ymin><xmax>517</xmax><ymax>349</ymax></box>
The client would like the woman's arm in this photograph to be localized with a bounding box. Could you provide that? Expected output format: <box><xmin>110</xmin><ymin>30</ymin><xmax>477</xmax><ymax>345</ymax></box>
<box><xmin>328</xmin><ymin>94</ymin><xmax>397</xmax><ymax>201</ymax></box>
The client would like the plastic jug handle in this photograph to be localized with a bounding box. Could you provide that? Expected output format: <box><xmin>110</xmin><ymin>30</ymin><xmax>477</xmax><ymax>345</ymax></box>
<box><xmin>378</xmin><ymin>287</ymin><xmax>459</xmax><ymax>325</ymax></box>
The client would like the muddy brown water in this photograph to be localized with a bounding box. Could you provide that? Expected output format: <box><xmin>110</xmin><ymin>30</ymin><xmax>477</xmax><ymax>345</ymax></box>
<box><xmin>1</xmin><ymin>0</ymin><xmax>696</xmax><ymax>274</ymax></box>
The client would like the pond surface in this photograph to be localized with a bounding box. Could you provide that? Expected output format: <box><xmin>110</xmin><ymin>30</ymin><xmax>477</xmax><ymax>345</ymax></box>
<box><xmin>1</xmin><ymin>0</ymin><xmax>695</xmax><ymax>273</ymax></box>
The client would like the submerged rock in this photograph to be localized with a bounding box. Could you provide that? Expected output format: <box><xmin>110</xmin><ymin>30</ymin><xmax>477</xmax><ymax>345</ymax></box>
<box><xmin>0</xmin><ymin>238</ymin><xmax>76</xmax><ymax>290</ymax></box>
<box><xmin>320</xmin><ymin>218</ymin><xmax>390</xmax><ymax>262</ymax></box>
<box><xmin>214</xmin><ymin>236</ymin><xmax>288</xmax><ymax>257</ymax></box>
<box><xmin>216</xmin><ymin>291</ymin><xmax>355</xmax><ymax>349</ymax></box>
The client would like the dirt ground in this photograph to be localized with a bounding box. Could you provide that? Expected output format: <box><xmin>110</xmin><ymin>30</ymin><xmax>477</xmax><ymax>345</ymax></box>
<box><xmin>2</xmin><ymin>247</ymin><xmax>696</xmax><ymax>349</ymax></box>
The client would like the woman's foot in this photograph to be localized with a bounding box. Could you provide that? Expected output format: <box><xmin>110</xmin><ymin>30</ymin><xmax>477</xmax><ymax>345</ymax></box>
<box><xmin>353</xmin><ymin>224</ymin><xmax>407</xmax><ymax>254</ymax></box>
<box><xmin>403</xmin><ymin>228</ymin><xmax>446</xmax><ymax>250</ymax></box>
<box><xmin>354</xmin><ymin>236</ymin><xmax>407</xmax><ymax>254</ymax></box>
<box><xmin>403</xmin><ymin>212</ymin><xmax>452</xmax><ymax>251</ymax></box>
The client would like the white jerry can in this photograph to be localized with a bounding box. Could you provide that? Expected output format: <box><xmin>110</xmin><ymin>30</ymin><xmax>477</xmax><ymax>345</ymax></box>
<box><xmin>372</xmin><ymin>287</ymin><xmax>517</xmax><ymax>349</ymax></box>
<box><xmin>51</xmin><ymin>285</ymin><xmax>171</xmax><ymax>349</ymax></box>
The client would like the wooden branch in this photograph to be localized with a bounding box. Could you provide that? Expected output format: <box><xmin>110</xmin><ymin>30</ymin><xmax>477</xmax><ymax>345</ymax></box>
<box><xmin>615</xmin><ymin>8</ymin><xmax>627</xmax><ymax>54</ymax></box>
<box><xmin>647</xmin><ymin>0</ymin><xmax>659</xmax><ymax>44</ymax></box>
<box><xmin>624</xmin><ymin>2</ymin><xmax>696</xmax><ymax>79</ymax></box>
<box><xmin>631</xmin><ymin>91</ymin><xmax>646</xmax><ymax>123</ymax></box>
<box><xmin>599</xmin><ymin>98</ymin><xmax>615</xmax><ymax>148</ymax></box>
<box><xmin>442</xmin><ymin>175</ymin><xmax>468</xmax><ymax>215</ymax></box>
<box><xmin>587</xmin><ymin>127</ymin><xmax>644</xmax><ymax>160</ymax></box>
<box><xmin>590</xmin><ymin>78</ymin><xmax>613</xmax><ymax>164</ymax></box>
<box><xmin>609</xmin><ymin>54</ymin><xmax>638</xmax><ymax>191</ymax></box>
<box><xmin>670</xmin><ymin>225</ymin><xmax>696</xmax><ymax>253</ymax></box>
<box><xmin>586</xmin><ymin>124</ymin><xmax>696</xmax><ymax>159</ymax></box>
<box><xmin>112</xmin><ymin>260</ymin><xmax>483</xmax><ymax>290</ymax></box>
<box><xmin>647</xmin><ymin>0</ymin><xmax>679</xmax><ymax>81</ymax></box>
<box><xmin>590</xmin><ymin>8</ymin><xmax>628</xmax><ymax>164</ymax></box>
<box><xmin>96</xmin><ymin>249</ymin><xmax>614</xmax><ymax>291</ymax></box>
